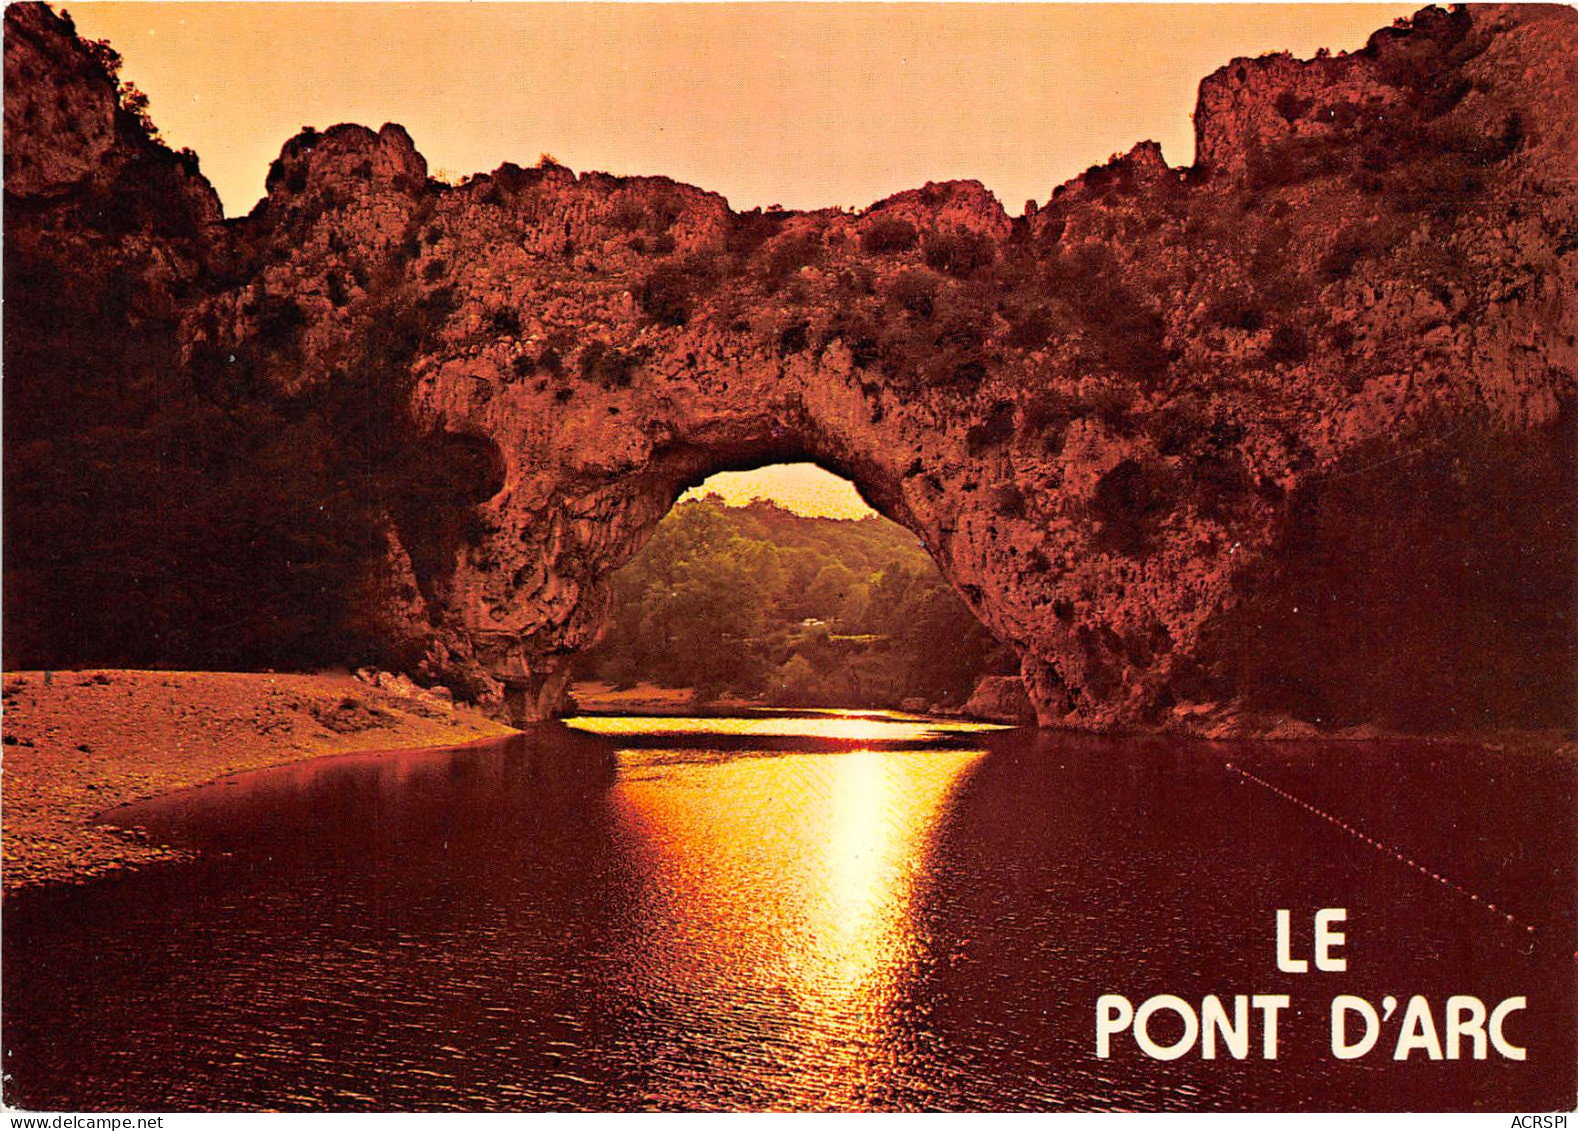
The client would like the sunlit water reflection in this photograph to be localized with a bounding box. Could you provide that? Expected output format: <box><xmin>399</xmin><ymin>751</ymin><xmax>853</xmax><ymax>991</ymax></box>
<box><xmin>2</xmin><ymin>714</ymin><xmax>1572</xmax><ymax>1111</ymax></box>
<box><xmin>607</xmin><ymin>744</ymin><xmax>984</xmax><ymax>1107</ymax></box>
<box><xmin>568</xmin><ymin>710</ymin><xmax>1004</xmax><ymax>741</ymax></box>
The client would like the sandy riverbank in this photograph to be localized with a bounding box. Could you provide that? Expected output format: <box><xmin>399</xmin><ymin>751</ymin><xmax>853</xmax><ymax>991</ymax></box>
<box><xmin>1</xmin><ymin>669</ymin><xmax>518</xmax><ymax>895</ymax></box>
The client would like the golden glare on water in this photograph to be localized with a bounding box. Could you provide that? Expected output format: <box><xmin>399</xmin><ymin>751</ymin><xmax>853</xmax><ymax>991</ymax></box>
<box><xmin>598</xmin><ymin>717</ymin><xmax>989</xmax><ymax>1105</ymax></box>
<box><xmin>568</xmin><ymin>710</ymin><xmax>1005</xmax><ymax>742</ymax></box>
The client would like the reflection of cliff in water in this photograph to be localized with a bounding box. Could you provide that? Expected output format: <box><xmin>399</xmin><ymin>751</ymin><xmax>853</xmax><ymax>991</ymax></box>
<box><xmin>106</xmin><ymin>728</ymin><xmax>620</xmax><ymax>864</ymax></box>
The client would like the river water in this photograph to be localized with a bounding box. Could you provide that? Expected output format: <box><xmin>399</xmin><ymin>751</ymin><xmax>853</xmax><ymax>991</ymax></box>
<box><xmin>3</xmin><ymin>712</ymin><xmax>1573</xmax><ymax>1111</ymax></box>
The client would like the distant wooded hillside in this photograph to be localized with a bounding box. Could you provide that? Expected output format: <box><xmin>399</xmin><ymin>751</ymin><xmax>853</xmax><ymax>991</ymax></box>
<box><xmin>579</xmin><ymin>495</ymin><xmax>1017</xmax><ymax>708</ymax></box>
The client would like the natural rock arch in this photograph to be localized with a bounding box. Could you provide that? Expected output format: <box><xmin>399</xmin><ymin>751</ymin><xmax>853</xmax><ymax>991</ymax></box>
<box><xmin>469</xmin><ymin>434</ymin><xmax>988</xmax><ymax>727</ymax></box>
<box><xmin>6</xmin><ymin>2</ymin><xmax>1576</xmax><ymax>735</ymax></box>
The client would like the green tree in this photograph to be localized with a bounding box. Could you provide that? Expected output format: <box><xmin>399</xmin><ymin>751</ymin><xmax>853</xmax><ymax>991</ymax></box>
<box><xmin>579</xmin><ymin>494</ymin><xmax>1016</xmax><ymax>707</ymax></box>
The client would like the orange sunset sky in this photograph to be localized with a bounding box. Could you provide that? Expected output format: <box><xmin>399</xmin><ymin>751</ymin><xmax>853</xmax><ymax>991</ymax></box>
<box><xmin>66</xmin><ymin>2</ymin><xmax>1417</xmax><ymax>518</ymax></box>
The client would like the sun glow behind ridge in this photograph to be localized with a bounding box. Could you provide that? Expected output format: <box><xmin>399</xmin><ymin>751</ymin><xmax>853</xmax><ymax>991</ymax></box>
<box><xmin>679</xmin><ymin>463</ymin><xmax>876</xmax><ymax>521</ymax></box>
<box><xmin>66</xmin><ymin>4</ymin><xmax>1419</xmax><ymax>220</ymax></box>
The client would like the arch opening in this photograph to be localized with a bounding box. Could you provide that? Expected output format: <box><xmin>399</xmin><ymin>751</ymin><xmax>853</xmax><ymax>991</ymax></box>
<box><xmin>567</xmin><ymin>462</ymin><xmax>1020</xmax><ymax>718</ymax></box>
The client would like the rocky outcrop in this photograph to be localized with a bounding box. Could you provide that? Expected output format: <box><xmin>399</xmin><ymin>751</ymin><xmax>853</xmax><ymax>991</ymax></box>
<box><xmin>6</xmin><ymin>3</ymin><xmax>1576</xmax><ymax>735</ymax></box>
<box><xmin>961</xmin><ymin>676</ymin><xmax>1038</xmax><ymax>726</ymax></box>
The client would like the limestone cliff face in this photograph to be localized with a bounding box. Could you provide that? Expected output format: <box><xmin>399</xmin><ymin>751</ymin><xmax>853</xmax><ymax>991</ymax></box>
<box><xmin>6</xmin><ymin>3</ymin><xmax>1575</xmax><ymax>734</ymax></box>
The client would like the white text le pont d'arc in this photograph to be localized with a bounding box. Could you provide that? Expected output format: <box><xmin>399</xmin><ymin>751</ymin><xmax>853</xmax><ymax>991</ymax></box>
<box><xmin>1096</xmin><ymin>908</ymin><xmax>1528</xmax><ymax>1062</ymax></box>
